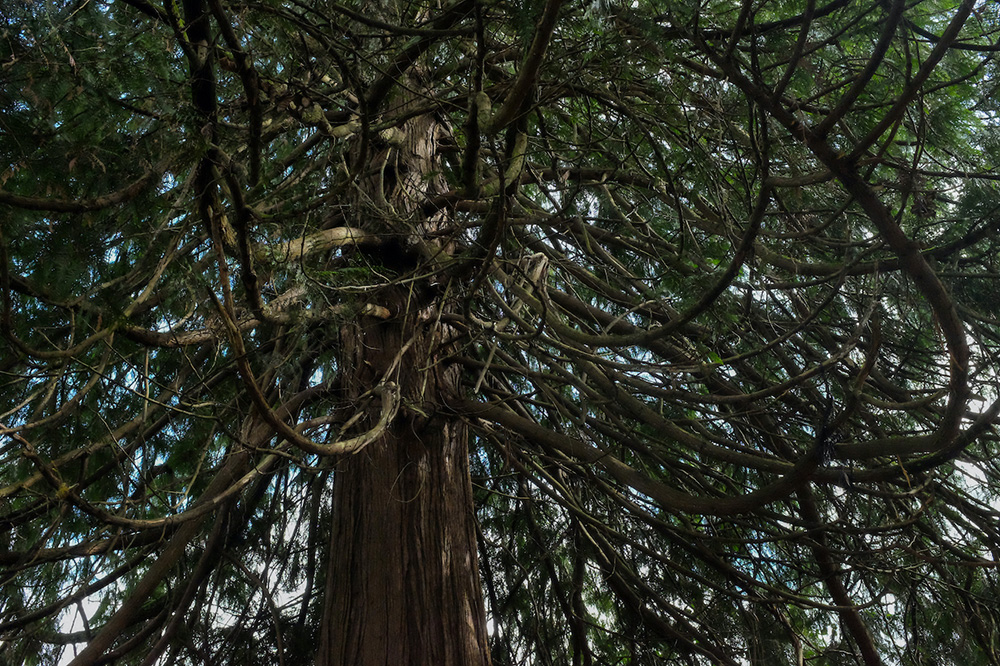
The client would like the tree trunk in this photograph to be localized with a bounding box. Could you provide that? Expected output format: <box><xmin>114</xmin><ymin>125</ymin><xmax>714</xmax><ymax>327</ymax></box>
<box><xmin>315</xmin><ymin>98</ymin><xmax>492</xmax><ymax>666</ymax></box>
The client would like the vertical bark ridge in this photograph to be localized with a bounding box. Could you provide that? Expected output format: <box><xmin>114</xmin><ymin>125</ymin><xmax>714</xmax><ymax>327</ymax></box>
<box><xmin>317</xmin><ymin>95</ymin><xmax>491</xmax><ymax>666</ymax></box>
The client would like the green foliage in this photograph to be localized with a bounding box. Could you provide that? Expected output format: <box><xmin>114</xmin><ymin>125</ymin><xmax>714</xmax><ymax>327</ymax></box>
<box><xmin>4</xmin><ymin>0</ymin><xmax>1000</xmax><ymax>664</ymax></box>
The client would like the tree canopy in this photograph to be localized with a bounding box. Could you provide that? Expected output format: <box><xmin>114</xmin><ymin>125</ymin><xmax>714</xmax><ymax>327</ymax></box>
<box><xmin>3</xmin><ymin>0</ymin><xmax>1000</xmax><ymax>664</ymax></box>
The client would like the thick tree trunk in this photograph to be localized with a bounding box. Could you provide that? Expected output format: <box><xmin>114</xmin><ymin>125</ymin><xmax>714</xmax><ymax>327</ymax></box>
<box><xmin>315</xmin><ymin>99</ymin><xmax>492</xmax><ymax>666</ymax></box>
<box><xmin>316</xmin><ymin>306</ymin><xmax>491</xmax><ymax>666</ymax></box>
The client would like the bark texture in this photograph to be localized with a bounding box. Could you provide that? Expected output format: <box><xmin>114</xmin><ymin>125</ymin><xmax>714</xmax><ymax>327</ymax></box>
<box><xmin>316</xmin><ymin>101</ymin><xmax>492</xmax><ymax>666</ymax></box>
